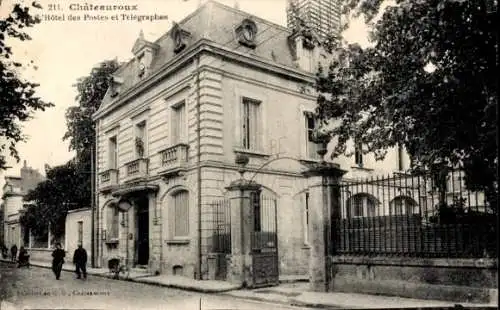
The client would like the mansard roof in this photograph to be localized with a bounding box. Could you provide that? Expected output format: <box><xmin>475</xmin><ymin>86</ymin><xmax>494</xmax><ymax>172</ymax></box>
<box><xmin>98</xmin><ymin>0</ymin><xmax>304</xmax><ymax>112</ymax></box>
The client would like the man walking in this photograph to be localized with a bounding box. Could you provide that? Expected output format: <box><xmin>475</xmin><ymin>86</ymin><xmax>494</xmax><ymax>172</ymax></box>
<box><xmin>72</xmin><ymin>244</ymin><xmax>87</xmax><ymax>279</ymax></box>
<box><xmin>51</xmin><ymin>243</ymin><xmax>65</xmax><ymax>280</ymax></box>
<box><xmin>10</xmin><ymin>245</ymin><xmax>17</xmax><ymax>263</ymax></box>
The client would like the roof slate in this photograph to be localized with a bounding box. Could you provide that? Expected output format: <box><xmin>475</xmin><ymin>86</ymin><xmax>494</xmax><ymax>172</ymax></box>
<box><xmin>99</xmin><ymin>0</ymin><xmax>299</xmax><ymax>110</ymax></box>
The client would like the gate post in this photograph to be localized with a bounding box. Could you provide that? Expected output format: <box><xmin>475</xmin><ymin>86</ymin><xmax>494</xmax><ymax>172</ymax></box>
<box><xmin>302</xmin><ymin>162</ymin><xmax>346</xmax><ymax>292</ymax></box>
<box><xmin>225</xmin><ymin>179</ymin><xmax>261</xmax><ymax>288</ymax></box>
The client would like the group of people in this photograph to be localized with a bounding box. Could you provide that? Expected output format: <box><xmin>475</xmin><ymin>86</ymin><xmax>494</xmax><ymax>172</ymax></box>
<box><xmin>52</xmin><ymin>243</ymin><xmax>88</xmax><ymax>280</ymax></box>
<box><xmin>7</xmin><ymin>244</ymin><xmax>30</xmax><ymax>267</ymax></box>
<box><xmin>5</xmin><ymin>243</ymin><xmax>87</xmax><ymax>280</ymax></box>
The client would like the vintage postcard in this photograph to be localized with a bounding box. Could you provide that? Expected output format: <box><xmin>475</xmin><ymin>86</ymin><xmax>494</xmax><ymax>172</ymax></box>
<box><xmin>0</xmin><ymin>0</ymin><xmax>497</xmax><ymax>309</ymax></box>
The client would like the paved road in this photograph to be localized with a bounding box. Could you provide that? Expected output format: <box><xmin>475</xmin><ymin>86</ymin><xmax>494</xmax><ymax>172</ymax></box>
<box><xmin>0</xmin><ymin>262</ymin><xmax>312</xmax><ymax>310</ymax></box>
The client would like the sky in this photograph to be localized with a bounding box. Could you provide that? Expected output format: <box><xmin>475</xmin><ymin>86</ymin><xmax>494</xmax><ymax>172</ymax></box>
<box><xmin>0</xmin><ymin>0</ymin><xmax>369</xmax><ymax>191</ymax></box>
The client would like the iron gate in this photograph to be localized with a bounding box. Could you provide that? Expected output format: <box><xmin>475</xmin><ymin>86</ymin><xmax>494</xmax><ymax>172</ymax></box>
<box><xmin>209</xmin><ymin>199</ymin><xmax>231</xmax><ymax>280</ymax></box>
<box><xmin>250</xmin><ymin>193</ymin><xmax>279</xmax><ymax>288</ymax></box>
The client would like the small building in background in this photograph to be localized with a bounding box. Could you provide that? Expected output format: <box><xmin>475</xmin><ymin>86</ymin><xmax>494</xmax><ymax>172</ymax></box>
<box><xmin>65</xmin><ymin>207</ymin><xmax>92</xmax><ymax>265</ymax></box>
<box><xmin>1</xmin><ymin>161</ymin><xmax>45</xmax><ymax>249</ymax></box>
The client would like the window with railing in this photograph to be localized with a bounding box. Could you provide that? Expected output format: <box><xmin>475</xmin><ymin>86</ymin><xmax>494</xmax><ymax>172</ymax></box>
<box><xmin>172</xmin><ymin>101</ymin><xmax>186</xmax><ymax>144</ymax></box>
<box><xmin>305</xmin><ymin>113</ymin><xmax>320</xmax><ymax>160</ymax></box>
<box><xmin>346</xmin><ymin>194</ymin><xmax>376</xmax><ymax>218</ymax></box>
<box><xmin>354</xmin><ymin>141</ymin><xmax>363</xmax><ymax>167</ymax></box>
<box><xmin>108</xmin><ymin>136</ymin><xmax>118</xmax><ymax>169</ymax></box>
<box><xmin>135</xmin><ymin>121</ymin><xmax>147</xmax><ymax>158</ymax></box>
<box><xmin>390</xmin><ymin>196</ymin><xmax>417</xmax><ymax>215</ymax></box>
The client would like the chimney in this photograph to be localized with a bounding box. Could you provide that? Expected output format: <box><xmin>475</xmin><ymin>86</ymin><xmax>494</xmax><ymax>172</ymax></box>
<box><xmin>234</xmin><ymin>0</ymin><xmax>240</xmax><ymax>10</ymax></box>
<box><xmin>24</xmin><ymin>160</ymin><xmax>27</xmax><ymax>168</ymax></box>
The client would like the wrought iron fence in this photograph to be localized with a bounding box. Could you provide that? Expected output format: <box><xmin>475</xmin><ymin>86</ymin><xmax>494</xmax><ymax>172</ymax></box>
<box><xmin>250</xmin><ymin>194</ymin><xmax>278</xmax><ymax>252</ymax></box>
<box><xmin>207</xmin><ymin>199</ymin><xmax>231</xmax><ymax>254</ymax></box>
<box><xmin>334</xmin><ymin>170</ymin><xmax>497</xmax><ymax>258</ymax></box>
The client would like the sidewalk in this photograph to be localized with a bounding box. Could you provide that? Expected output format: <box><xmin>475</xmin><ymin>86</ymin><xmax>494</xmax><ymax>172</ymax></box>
<box><xmin>0</xmin><ymin>258</ymin><xmax>239</xmax><ymax>293</ymax></box>
<box><xmin>225</xmin><ymin>283</ymin><xmax>497</xmax><ymax>309</ymax></box>
<box><xmin>2</xmin><ymin>258</ymin><xmax>497</xmax><ymax>309</ymax></box>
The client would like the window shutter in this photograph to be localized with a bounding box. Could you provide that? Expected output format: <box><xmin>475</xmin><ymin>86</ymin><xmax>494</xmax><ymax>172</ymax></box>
<box><xmin>242</xmin><ymin>100</ymin><xmax>249</xmax><ymax>149</ymax></box>
<box><xmin>173</xmin><ymin>191</ymin><xmax>189</xmax><ymax>237</ymax></box>
<box><xmin>179</xmin><ymin>103</ymin><xmax>186</xmax><ymax>142</ymax></box>
<box><xmin>250</xmin><ymin>102</ymin><xmax>259</xmax><ymax>150</ymax></box>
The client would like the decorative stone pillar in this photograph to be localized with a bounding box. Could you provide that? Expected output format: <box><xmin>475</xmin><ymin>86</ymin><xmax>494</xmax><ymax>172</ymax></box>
<box><xmin>225</xmin><ymin>179</ymin><xmax>261</xmax><ymax>288</ymax></box>
<box><xmin>302</xmin><ymin>162</ymin><xmax>346</xmax><ymax>292</ymax></box>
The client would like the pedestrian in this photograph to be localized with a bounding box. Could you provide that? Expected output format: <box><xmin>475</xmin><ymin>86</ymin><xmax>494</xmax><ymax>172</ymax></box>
<box><xmin>72</xmin><ymin>243</ymin><xmax>87</xmax><ymax>279</ymax></box>
<box><xmin>10</xmin><ymin>244</ymin><xmax>17</xmax><ymax>263</ymax></box>
<box><xmin>51</xmin><ymin>243</ymin><xmax>65</xmax><ymax>280</ymax></box>
<box><xmin>17</xmin><ymin>246</ymin><xmax>30</xmax><ymax>268</ymax></box>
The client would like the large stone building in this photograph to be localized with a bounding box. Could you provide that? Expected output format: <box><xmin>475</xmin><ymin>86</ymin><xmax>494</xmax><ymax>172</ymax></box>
<box><xmin>92</xmin><ymin>0</ymin><xmax>411</xmax><ymax>281</ymax></box>
<box><xmin>286</xmin><ymin>0</ymin><xmax>341</xmax><ymax>38</ymax></box>
<box><xmin>2</xmin><ymin>161</ymin><xmax>45</xmax><ymax>248</ymax></box>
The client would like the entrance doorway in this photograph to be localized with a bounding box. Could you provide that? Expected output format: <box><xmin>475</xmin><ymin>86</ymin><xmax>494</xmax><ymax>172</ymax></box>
<box><xmin>135</xmin><ymin>195</ymin><xmax>149</xmax><ymax>266</ymax></box>
<box><xmin>251</xmin><ymin>192</ymin><xmax>279</xmax><ymax>288</ymax></box>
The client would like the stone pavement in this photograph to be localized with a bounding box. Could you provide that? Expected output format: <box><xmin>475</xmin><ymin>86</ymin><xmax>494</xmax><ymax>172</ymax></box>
<box><xmin>2</xmin><ymin>259</ymin><xmax>497</xmax><ymax>309</ymax></box>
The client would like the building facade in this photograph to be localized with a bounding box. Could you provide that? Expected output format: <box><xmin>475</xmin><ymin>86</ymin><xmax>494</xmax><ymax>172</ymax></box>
<box><xmin>286</xmin><ymin>0</ymin><xmax>341</xmax><ymax>38</ymax></box>
<box><xmin>93</xmin><ymin>0</ymin><xmax>414</xmax><ymax>280</ymax></box>
<box><xmin>64</xmin><ymin>208</ymin><xmax>92</xmax><ymax>264</ymax></box>
<box><xmin>2</xmin><ymin>161</ymin><xmax>45</xmax><ymax>248</ymax></box>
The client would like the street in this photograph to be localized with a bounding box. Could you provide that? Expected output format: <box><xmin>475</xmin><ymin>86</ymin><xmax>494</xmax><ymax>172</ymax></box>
<box><xmin>0</xmin><ymin>262</ymin><xmax>313</xmax><ymax>310</ymax></box>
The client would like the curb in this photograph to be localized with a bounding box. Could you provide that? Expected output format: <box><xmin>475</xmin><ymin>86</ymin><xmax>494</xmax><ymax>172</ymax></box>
<box><xmin>132</xmin><ymin>278</ymin><xmax>241</xmax><ymax>294</ymax></box>
<box><xmin>220</xmin><ymin>292</ymin><xmax>295</xmax><ymax>307</ymax></box>
<box><xmin>26</xmin><ymin>261</ymin><xmax>241</xmax><ymax>294</ymax></box>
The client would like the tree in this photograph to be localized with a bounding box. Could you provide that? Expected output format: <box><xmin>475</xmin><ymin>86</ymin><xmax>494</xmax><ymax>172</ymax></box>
<box><xmin>21</xmin><ymin>160</ymin><xmax>88</xmax><ymax>237</ymax></box>
<box><xmin>0</xmin><ymin>2</ymin><xmax>53</xmax><ymax>169</ymax></box>
<box><xmin>63</xmin><ymin>59</ymin><xmax>120</xmax><ymax>168</ymax></box>
<box><xmin>315</xmin><ymin>0</ymin><xmax>497</xmax><ymax>208</ymax></box>
<box><xmin>22</xmin><ymin>60</ymin><xmax>121</xmax><ymax>237</ymax></box>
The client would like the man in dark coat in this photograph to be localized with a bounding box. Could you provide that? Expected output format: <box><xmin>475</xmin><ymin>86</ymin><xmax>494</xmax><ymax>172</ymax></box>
<box><xmin>51</xmin><ymin>243</ymin><xmax>65</xmax><ymax>280</ymax></box>
<box><xmin>72</xmin><ymin>244</ymin><xmax>87</xmax><ymax>279</ymax></box>
<box><xmin>17</xmin><ymin>246</ymin><xmax>30</xmax><ymax>268</ymax></box>
<box><xmin>10</xmin><ymin>244</ymin><xmax>17</xmax><ymax>262</ymax></box>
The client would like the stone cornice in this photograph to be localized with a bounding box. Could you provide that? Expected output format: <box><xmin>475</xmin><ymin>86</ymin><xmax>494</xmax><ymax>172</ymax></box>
<box><xmin>2</xmin><ymin>192</ymin><xmax>24</xmax><ymax>199</ymax></box>
<box><xmin>301</xmin><ymin>161</ymin><xmax>347</xmax><ymax>178</ymax></box>
<box><xmin>225</xmin><ymin>179</ymin><xmax>262</xmax><ymax>192</ymax></box>
<box><xmin>199</xmin><ymin>65</ymin><xmax>316</xmax><ymax>100</ymax></box>
<box><xmin>111</xmin><ymin>182</ymin><xmax>159</xmax><ymax>198</ymax></box>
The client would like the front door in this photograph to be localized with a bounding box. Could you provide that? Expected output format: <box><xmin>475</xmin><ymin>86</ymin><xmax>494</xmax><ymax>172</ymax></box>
<box><xmin>136</xmin><ymin>196</ymin><xmax>149</xmax><ymax>266</ymax></box>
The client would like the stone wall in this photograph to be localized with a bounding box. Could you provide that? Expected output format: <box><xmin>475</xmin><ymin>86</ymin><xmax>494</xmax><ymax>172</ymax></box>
<box><xmin>26</xmin><ymin>248</ymin><xmax>59</xmax><ymax>263</ymax></box>
<box><xmin>328</xmin><ymin>256</ymin><xmax>498</xmax><ymax>303</ymax></box>
<box><xmin>64</xmin><ymin>208</ymin><xmax>92</xmax><ymax>264</ymax></box>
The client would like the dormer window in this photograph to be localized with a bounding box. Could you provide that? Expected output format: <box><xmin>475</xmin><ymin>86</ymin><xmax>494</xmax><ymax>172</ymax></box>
<box><xmin>171</xmin><ymin>23</ymin><xmax>191</xmax><ymax>54</ymax></box>
<box><xmin>236</xmin><ymin>19</ymin><xmax>257</xmax><ymax>48</ymax></box>
<box><xmin>138</xmin><ymin>62</ymin><xmax>146</xmax><ymax>78</ymax></box>
<box><xmin>108</xmin><ymin>75</ymin><xmax>123</xmax><ymax>98</ymax></box>
<box><xmin>131</xmin><ymin>30</ymin><xmax>159</xmax><ymax>77</ymax></box>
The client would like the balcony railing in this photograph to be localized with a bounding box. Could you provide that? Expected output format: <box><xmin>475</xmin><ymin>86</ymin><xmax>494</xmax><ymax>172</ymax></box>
<box><xmin>158</xmin><ymin>143</ymin><xmax>189</xmax><ymax>176</ymax></box>
<box><xmin>99</xmin><ymin>169</ymin><xmax>118</xmax><ymax>189</ymax></box>
<box><xmin>124</xmin><ymin>158</ymin><xmax>149</xmax><ymax>182</ymax></box>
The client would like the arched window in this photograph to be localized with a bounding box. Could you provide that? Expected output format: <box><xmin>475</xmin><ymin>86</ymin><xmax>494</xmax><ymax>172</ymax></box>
<box><xmin>390</xmin><ymin>196</ymin><xmax>417</xmax><ymax>215</ymax></box>
<box><xmin>106</xmin><ymin>204</ymin><xmax>119</xmax><ymax>240</ymax></box>
<box><xmin>346</xmin><ymin>194</ymin><xmax>376</xmax><ymax>218</ymax></box>
<box><xmin>170</xmin><ymin>190</ymin><xmax>189</xmax><ymax>238</ymax></box>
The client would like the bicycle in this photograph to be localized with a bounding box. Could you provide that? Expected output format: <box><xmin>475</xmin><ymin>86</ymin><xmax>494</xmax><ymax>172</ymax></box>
<box><xmin>108</xmin><ymin>257</ymin><xmax>130</xmax><ymax>280</ymax></box>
